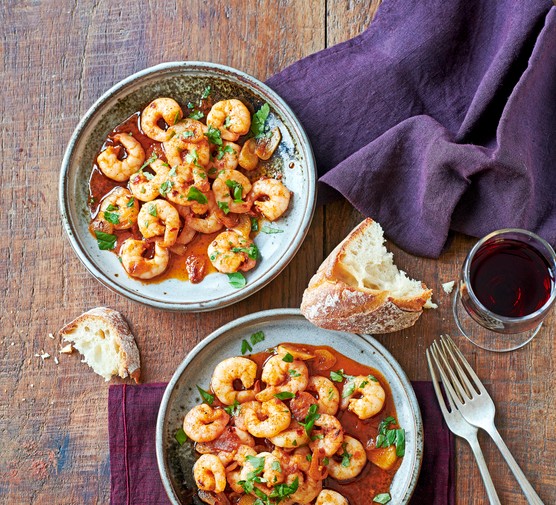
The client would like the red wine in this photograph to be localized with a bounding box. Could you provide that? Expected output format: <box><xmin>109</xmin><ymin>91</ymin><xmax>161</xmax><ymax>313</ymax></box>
<box><xmin>470</xmin><ymin>239</ymin><xmax>554</xmax><ymax>317</ymax></box>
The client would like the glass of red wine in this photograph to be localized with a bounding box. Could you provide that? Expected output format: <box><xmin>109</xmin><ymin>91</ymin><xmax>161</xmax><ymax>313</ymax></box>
<box><xmin>453</xmin><ymin>229</ymin><xmax>556</xmax><ymax>351</ymax></box>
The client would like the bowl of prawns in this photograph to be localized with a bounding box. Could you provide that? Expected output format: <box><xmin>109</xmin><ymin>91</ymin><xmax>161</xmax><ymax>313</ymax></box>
<box><xmin>59</xmin><ymin>61</ymin><xmax>317</xmax><ymax>311</ymax></box>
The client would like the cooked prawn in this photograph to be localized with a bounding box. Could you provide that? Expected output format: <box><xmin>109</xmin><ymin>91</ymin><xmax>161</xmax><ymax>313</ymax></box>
<box><xmin>183</xmin><ymin>404</ymin><xmax>230</xmax><ymax>443</ymax></box>
<box><xmin>249</xmin><ymin>178</ymin><xmax>290</xmax><ymax>221</ymax></box>
<box><xmin>206</xmin><ymin>99</ymin><xmax>251</xmax><ymax>141</ymax></box>
<box><xmin>256</xmin><ymin>355</ymin><xmax>309</xmax><ymax>402</ymax></box>
<box><xmin>239</xmin><ymin>451</ymin><xmax>285</xmax><ymax>489</ymax></box>
<box><xmin>290</xmin><ymin>474</ymin><xmax>323</xmax><ymax>505</ymax></box>
<box><xmin>169</xmin><ymin>209</ymin><xmax>197</xmax><ymax>256</ymax></box>
<box><xmin>316</xmin><ymin>490</ymin><xmax>349</xmax><ymax>505</ymax></box>
<box><xmin>207</xmin><ymin>231</ymin><xmax>257</xmax><ymax>274</ymax></box>
<box><xmin>164</xmin><ymin>119</ymin><xmax>210</xmax><ymax>167</ymax></box>
<box><xmin>242</xmin><ymin>398</ymin><xmax>291</xmax><ymax>438</ymax></box>
<box><xmin>207</xmin><ymin>141</ymin><xmax>240</xmax><ymax>177</ymax></box>
<box><xmin>327</xmin><ymin>435</ymin><xmax>367</xmax><ymax>480</ymax></box>
<box><xmin>128</xmin><ymin>158</ymin><xmax>168</xmax><ymax>202</ymax></box>
<box><xmin>268</xmin><ymin>420</ymin><xmax>310</xmax><ymax>449</ymax></box>
<box><xmin>229</xmin><ymin>214</ymin><xmax>252</xmax><ymax>239</ymax></box>
<box><xmin>97</xmin><ymin>133</ymin><xmax>145</xmax><ymax>182</ymax></box>
<box><xmin>211</xmin><ymin>357</ymin><xmax>257</xmax><ymax>405</ymax></box>
<box><xmin>307</xmin><ymin>376</ymin><xmax>340</xmax><ymax>416</ymax></box>
<box><xmin>141</xmin><ymin>97</ymin><xmax>183</xmax><ymax>142</ymax></box>
<box><xmin>186</xmin><ymin>192</ymin><xmax>224</xmax><ymax>234</ymax></box>
<box><xmin>98</xmin><ymin>186</ymin><xmax>138</xmax><ymax>230</ymax></box>
<box><xmin>137</xmin><ymin>199</ymin><xmax>180</xmax><ymax>248</ymax></box>
<box><xmin>119</xmin><ymin>239</ymin><xmax>169</xmax><ymax>279</ymax></box>
<box><xmin>340</xmin><ymin>375</ymin><xmax>385</xmax><ymax>420</ymax></box>
<box><xmin>193</xmin><ymin>454</ymin><xmax>226</xmax><ymax>493</ymax></box>
<box><xmin>309</xmin><ymin>414</ymin><xmax>344</xmax><ymax>458</ymax></box>
<box><xmin>212</xmin><ymin>169</ymin><xmax>252</xmax><ymax>214</ymax></box>
<box><xmin>159</xmin><ymin>163</ymin><xmax>210</xmax><ymax>205</ymax></box>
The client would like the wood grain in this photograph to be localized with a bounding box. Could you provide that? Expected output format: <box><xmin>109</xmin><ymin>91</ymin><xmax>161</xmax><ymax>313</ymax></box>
<box><xmin>0</xmin><ymin>0</ymin><xmax>554</xmax><ymax>503</ymax></box>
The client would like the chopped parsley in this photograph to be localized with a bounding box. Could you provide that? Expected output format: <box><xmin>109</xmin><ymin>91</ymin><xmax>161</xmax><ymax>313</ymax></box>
<box><xmin>103</xmin><ymin>210</ymin><xmax>120</xmax><ymax>225</ymax></box>
<box><xmin>340</xmin><ymin>442</ymin><xmax>352</xmax><ymax>467</ymax></box>
<box><xmin>376</xmin><ymin>416</ymin><xmax>405</xmax><ymax>457</ymax></box>
<box><xmin>216</xmin><ymin>143</ymin><xmax>236</xmax><ymax>160</ymax></box>
<box><xmin>251</xmin><ymin>102</ymin><xmax>270</xmax><ymax>138</ymax></box>
<box><xmin>224</xmin><ymin>399</ymin><xmax>241</xmax><ymax>416</ymax></box>
<box><xmin>139</xmin><ymin>153</ymin><xmax>158</xmax><ymax>171</ymax></box>
<box><xmin>231</xmin><ymin>243</ymin><xmax>259</xmax><ymax>260</ymax></box>
<box><xmin>126</xmin><ymin>197</ymin><xmax>135</xmax><ymax>207</ymax></box>
<box><xmin>250</xmin><ymin>217</ymin><xmax>259</xmax><ymax>232</ymax></box>
<box><xmin>185</xmin><ymin>149</ymin><xmax>203</xmax><ymax>168</ymax></box>
<box><xmin>228</xmin><ymin>272</ymin><xmax>246</xmax><ymax>289</ymax></box>
<box><xmin>281</xmin><ymin>353</ymin><xmax>294</xmax><ymax>363</ymax></box>
<box><xmin>217</xmin><ymin>201</ymin><xmax>230</xmax><ymax>214</ymax></box>
<box><xmin>299</xmin><ymin>403</ymin><xmax>320</xmax><ymax>436</ymax></box>
<box><xmin>205</xmin><ymin>125</ymin><xmax>222</xmax><ymax>146</ymax></box>
<box><xmin>189</xmin><ymin>110</ymin><xmax>204</xmax><ymax>120</ymax></box>
<box><xmin>225</xmin><ymin>179</ymin><xmax>244</xmax><ymax>203</ymax></box>
<box><xmin>274</xmin><ymin>391</ymin><xmax>295</xmax><ymax>400</ymax></box>
<box><xmin>159</xmin><ymin>179</ymin><xmax>174</xmax><ymax>196</ymax></box>
<box><xmin>196</xmin><ymin>385</ymin><xmax>214</xmax><ymax>405</ymax></box>
<box><xmin>288</xmin><ymin>369</ymin><xmax>301</xmax><ymax>378</ymax></box>
<box><xmin>94</xmin><ymin>230</ymin><xmax>117</xmax><ymax>250</ymax></box>
<box><xmin>201</xmin><ymin>85</ymin><xmax>211</xmax><ymax>99</ymax></box>
<box><xmin>260</xmin><ymin>225</ymin><xmax>284</xmax><ymax>234</ymax></box>
<box><xmin>373</xmin><ymin>493</ymin><xmax>392</xmax><ymax>504</ymax></box>
<box><xmin>250</xmin><ymin>331</ymin><xmax>265</xmax><ymax>346</ymax></box>
<box><xmin>241</xmin><ymin>339</ymin><xmax>253</xmax><ymax>355</ymax></box>
<box><xmin>174</xmin><ymin>428</ymin><xmax>188</xmax><ymax>446</ymax></box>
<box><xmin>148</xmin><ymin>203</ymin><xmax>157</xmax><ymax>217</ymax></box>
<box><xmin>186</xmin><ymin>186</ymin><xmax>208</xmax><ymax>204</ymax></box>
<box><xmin>330</xmin><ymin>369</ymin><xmax>345</xmax><ymax>382</ymax></box>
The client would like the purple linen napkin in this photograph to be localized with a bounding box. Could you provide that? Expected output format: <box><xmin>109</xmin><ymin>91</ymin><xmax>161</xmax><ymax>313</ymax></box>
<box><xmin>108</xmin><ymin>381</ymin><xmax>454</xmax><ymax>505</ymax></box>
<box><xmin>266</xmin><ymin>0</ymin><xmax>556</xmax><ymax>258</ymax></box>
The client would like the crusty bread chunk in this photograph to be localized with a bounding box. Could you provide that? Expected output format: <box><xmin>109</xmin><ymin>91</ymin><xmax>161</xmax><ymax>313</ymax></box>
<box><xmin>59</xmin><ymin>307</ymin><xmax>141</xmax><ymax>382</ymax></box>
<box><xmin>301</xmin><ymin>218</ymin><xmax>433</xmax><ymax>334</ymax></box>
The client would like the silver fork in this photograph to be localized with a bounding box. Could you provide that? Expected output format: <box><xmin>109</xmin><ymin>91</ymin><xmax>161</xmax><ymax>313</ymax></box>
<box><xmin>427</xmin><ymin>345</ymin><xmax>501</xmax><ymax>504</ymax></box>
<box><xmin>436</xmin><ymin>334</ymin><xmax>544</xmax><ymax>505</ymax></box>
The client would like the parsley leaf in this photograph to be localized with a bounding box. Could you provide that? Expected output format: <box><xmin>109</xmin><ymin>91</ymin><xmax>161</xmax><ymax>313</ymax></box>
<box><xmin>216</xmin><ymin>143</ymin><xmax>236</xmax><ymax>160</ymax></box>
<box><xmin>299</xmin><ymin>403</ymin><xmax>320</xmax><ymax>436</ymax></box>
<box><xmin>330</xmin><ymin>369</ymin><xmax>345</xmax><ymax>382</ymax></box>
<box><xmin>94</xmin><ymin>230</ymin><xmax>117</xmax><ymax>250</ymax></box>
<box><xmin>340</xmin><ymin>442</ymin><xmax>352</xmax><ymax>467</ymax></box>
<box><xmin>201</xmin><ymin>85</ymin><xmax>211</xmax><ymax>99</ymax></box>
<box><xmin>282</xmin><ymin>353</ymin><xmax>294</xmax><ymax>363</ymax></box>
<box><xmin>373</xmin><ymin>493</ymin><xmax>392</xmax><ymax>504</ymax></box>
<box><xmin>376</xmin><ymin>416</ymin><xmax>405</xmax><ymax>456</ymax></box>
<box><xmin>105</xmin><ymin>203</ymin><xmax>117</xmax><ymax>211</ymax></box>
<box><xmin>139</xmin><ymin>153</ymin><xmax>158</xmax><ymax>171</ymax></box>
<box><xmin>224</xmin><ymin>399</ymin><xmax>241</xmax><ymax>416</ymax></box>
<box><xmin>187</xmin><ymin>187</ymin><xmax>208</xmax><ymax>204</ymax></box>
<box><xmin>159</xmin><ymin>179</ymin><xmax>174</xmax><ymax>196</ymax></box>
<box><xmin>126</xmin><ymin>197</ymin><xmax>135</xmax><ymax>207</ymax></box>
<box><xmin>205</xmin><ymin>125</ymin><xmax>222</xmax><ymax>146</ymax></box>
<box><xmin>217</xmin><ymin>201</ymin><xmax>230</xmax><ymax>214</ymax></box>
<box><xmin>269</xmin><ymin>476</ymin><xmax>298</xmax><ymax>499</ymax></box>
<box><xmin>288</xmin><ymin>369</ymin><xmax>301</xmax><ymax>377</ymax></box>
<box><xmin>232</xmin><ymin>243</ymin><xmax>259</xmax><ymax>260</ymax></box>
<box><xmin>185</xmin><ymin>149</ymin><xmax>203</xmax><ymax>168</ymax></box>
<box><xmin>250</xmin><ymin>217</ymin><xmax>259</xmax><ymax>232</ymax></box>
<box><xmin>175</xmin><ymin>428</ymin><xmax>188</xmax><ymax>446</ymax></box>
<box><xmin>274</xmin><ymin>391</ymin><xmax>295</xmax><ymax>400</ymax></box>
<box><xmin>251</xmin><ymin>102</ymin><xmax>270</xmax><ymax>138</ymax></box>
<box><xmin>241</xmin><ymin>339</ymin><xmax>253</xmax><ymax>355</ymax></box>
<box><xmin>103</xmin><ymin>210</ymin><xmax>120</xmax><ymax>224</ymax></box>
<box><xmin>250</xmin><ymin>331</ymin><xmax>265</xmax><ymax>346</ymax></box>
<box><xmin>189</xmin><ymin>110</ymin><xmax>204</xmax><ymax>120</ymax></box>
<box><xmin>196</xmin><ymin>385</ymin><xmax>214</xmax><ymax>405</ymax></box>
<box><xmin>148</xmin><ymin>203</ymin><xmax>157</xmax><ymax>217</ymax></box>
<box><xmin>228</xmin><ymin>272</ymin><xmax>246</xmax><ymax>289</ymax></box>
<box><xmin>225</xmin><ymin>179</ymin><xmax>243</xmax><ymax>203</ymax></box>
<box><xmin>261</xmin><ymin>225</ymin><xmax>284</xmax><ymax>234</ymax></box>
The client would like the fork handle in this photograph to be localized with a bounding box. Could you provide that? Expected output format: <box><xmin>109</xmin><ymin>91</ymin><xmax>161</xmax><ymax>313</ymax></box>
<box><xmin>467</xmin><ymin>436</ymin><xmax>502</xmax><ymax>505</ymax></box>
<box><xmin>485</xmin><ymin>424</ymin><xmax>544</xmax><ymax>504</ymax></box>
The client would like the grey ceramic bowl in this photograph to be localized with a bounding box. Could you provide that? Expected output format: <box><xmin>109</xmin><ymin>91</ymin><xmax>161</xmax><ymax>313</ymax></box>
<box><xmin>59</xmin><ymin>62</ymin><xmax>316</xmax><ymax>311</ymax></box>
<box><xmin>156</xmin><ymin>309</ymin><xmax>423</xmax><ymax>505</ymax></box>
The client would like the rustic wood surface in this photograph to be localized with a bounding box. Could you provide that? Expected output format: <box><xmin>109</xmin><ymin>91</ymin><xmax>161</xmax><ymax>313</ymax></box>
<box><xmin>1</xmin><ymin>1</ymin><xmax>554</xmax><ymax>504</ymax></box>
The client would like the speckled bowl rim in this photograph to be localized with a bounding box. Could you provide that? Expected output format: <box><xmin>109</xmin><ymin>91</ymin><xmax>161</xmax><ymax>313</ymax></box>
<box><xmin>59</xmin><ymin>62</ymin><xmax>317</xmax><ymax>311</ymax></box>
<box><xmin>156</xmin><ymin>308</ymin><xmax>423</xmax><ymax>504</ymax></box>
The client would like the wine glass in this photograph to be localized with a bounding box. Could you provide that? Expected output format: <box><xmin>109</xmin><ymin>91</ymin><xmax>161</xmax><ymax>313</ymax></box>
<box><xmin>452</xmin><ymin>229</ymin><xmax>556</xmax><ymax>352</ymax></box>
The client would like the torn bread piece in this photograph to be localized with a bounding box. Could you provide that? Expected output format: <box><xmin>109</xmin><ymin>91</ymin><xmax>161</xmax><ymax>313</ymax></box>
<box><xmin>301</xmin><ymin>218</ymin><xmax>433</xmax><ymax>334</ymax></box>
<box><xmin>59</xmin><ymin>307</ymin><xmax>141</xmax><ymax>382</ymax></box>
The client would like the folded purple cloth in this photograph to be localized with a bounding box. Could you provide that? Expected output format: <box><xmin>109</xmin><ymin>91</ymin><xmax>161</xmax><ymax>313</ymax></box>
<box><xmin>109</xmin><ymin>382</ymin><xmax>454</xmax><ymax>505</ymax></box>
<box><xmin>266</xmin><ymin>1</ymin><xmax>556</xmax><ymax>258</ymax></box>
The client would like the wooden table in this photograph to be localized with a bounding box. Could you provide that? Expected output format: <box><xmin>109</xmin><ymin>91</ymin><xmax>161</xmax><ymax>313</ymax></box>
<box><xmin>1</xmin><ymin>1</ymin><xmax>554</xmax><ymax>503</ymax></box>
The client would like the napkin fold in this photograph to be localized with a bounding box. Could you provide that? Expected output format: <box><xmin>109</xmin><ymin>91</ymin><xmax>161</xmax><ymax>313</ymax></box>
<box><xmin>266</xmin><ymin>0</ymin><xmax>556</xmax><ymax>258</ymax></box>
<box><xmin>109</xmin><ymin>382</ymin><xmax>454</xmax><ymax>505</ymax></box>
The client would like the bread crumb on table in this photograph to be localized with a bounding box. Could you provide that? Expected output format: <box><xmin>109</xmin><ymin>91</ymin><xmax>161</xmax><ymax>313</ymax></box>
<box><xmin>442</xmin><ymin>281</ymin><xmax>455</xmax><ymax>294</ymax></box>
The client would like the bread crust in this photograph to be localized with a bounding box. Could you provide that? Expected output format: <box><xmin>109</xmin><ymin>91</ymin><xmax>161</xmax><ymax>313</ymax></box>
<box><xmin>59</xmin><ymin>307</ymin><xmax>141</xmax><ymax>382</ymax></box>
<box><xmin>301</xmin><ymin>218</ymin><xmax>432</xmax><ymax>334</ymax></box>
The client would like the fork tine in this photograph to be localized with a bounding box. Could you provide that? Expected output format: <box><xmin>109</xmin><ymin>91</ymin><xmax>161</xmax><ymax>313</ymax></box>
<box><xmin>440</xmin><ymin>337</ymin><xmax>479</xmax><ymax>398</ymax></box>
<box><xmin>428</xmin><ymin>346</ymin><xmax>458</xmax><ymax>413</ymax></box>
<box><xmin>430</xmin><ymin>341</ymin><xmax>467</xmax><ymax>408</ymax></box>
<box><xmin>442</xmin><ymin>334</ymin><xmax>488</xmax><ymax>396</ymax></box>
<box><xmin>426</xmin><ymin>348</ymin><xmax>450</xmax><ymax>416</ymax></box>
